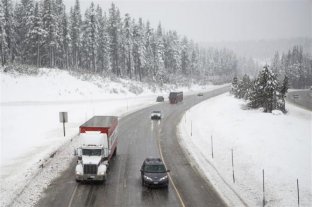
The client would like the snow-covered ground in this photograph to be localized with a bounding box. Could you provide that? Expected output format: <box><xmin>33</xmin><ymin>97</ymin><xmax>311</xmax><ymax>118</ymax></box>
<box><xmin>178</xmin><ymin>93</ymin><xmax>312</xmax><ymax>207</ymax></box>
<box><xmin>0</xmin><ymin>68</ymin><xmax>221</xmax><ymax>207</ymax></box>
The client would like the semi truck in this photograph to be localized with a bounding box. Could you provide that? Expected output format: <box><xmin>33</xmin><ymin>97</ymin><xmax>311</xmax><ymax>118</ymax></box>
<box><xmin>169</xmin><ymin>92</ymin><xmax>183</xmax><ymax>104</ymax></box>
<box><xmin>75</xmin><ymin>116</ymin><xmax>118</xmax><ymax>183</ymax></box>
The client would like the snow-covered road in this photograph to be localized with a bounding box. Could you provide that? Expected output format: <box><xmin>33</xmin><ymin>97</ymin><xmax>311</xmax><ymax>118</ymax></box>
<box><xmin>0</xmin><ymin>68</ymin><xmax>222</xmax><ymax>206</ymax></box>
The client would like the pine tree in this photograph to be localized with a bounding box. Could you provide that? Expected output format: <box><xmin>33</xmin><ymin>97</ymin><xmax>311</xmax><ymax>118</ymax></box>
<box><xmin>152</xmin><ymin>22</ymin><xmax>165</xmax><ymax>82</ymax></box>
<box><xmin>0</xmin><ymin>0</ymin><xmax>8</xmax><ymax>66</ymax></box>
<box><xmin>42</xmin><ymin>0</ymin><xmax>58</xmax><ymax>67</ymax></box>
<box><xmin>180</xmin><ymin>37</ymin><xmax>189</xmax><ymax>75</ymax></box>
<box><xmin>231</xmin><ymin>76</ymin><xmax>238</xmax><ymax>96</ymax></box>
<box><xmin>123</xmin><ymin>13</ymin><xmax>133</xmax><ymax>78</ymax></box>
<box><xmin>271</xmin><ymin>51</ymin><xmax>281</xmax><ymax>78</ymax></box>
<box><xmin>132</xmin><ymin>18</ymin><xmax>145</xmax><ymax>81</ymax></box>
<box><xmin>81</xmin><ymin>2</ymin><xmax>98</xmax><ymax>72</ymax></box>
<box><xmin>3</xmin><ymin>0</ymin><xmax>16</xmax><ymax>63</ymax></box>
<box><xmin>143</xmin><ymin>21</ymin><xmax>154</xmax><ymax>79</ymax></box>
<box><xmin>108</xmin><ymin>3</ymin><xmax>121</xmax><ymax>76</ymax></box>
<box><xmin>276</xmin><ymin>75</ymin><xmax>288</xmax><ymax>112</ymax></box>
<box><xmin>14</xmin><ymin>0</ymin><xmax>35</xmax><ymax>63</ymax></box>
<box><xmin>27</xmin><ymin>2</ymin><xmax>45</xmax><ymax>66</ymax></box>
<box><xmin>96</xmin><ymin>6</ymin><xmax>109</xmax><ymax>73</ymax></box>
<box><xmin>249</xmin><ymin>65</ymin><xmax>278</xmax><ymax>112</ymax></box>
<box><xmin>237</xmin><ymin>74</ymin><xmax>251</xmax><ymax>99</ymax></box>
<box><xmin>70</xmin><ymin>0</ymin><xmax>82</xmax><ymax>70</ymax></box>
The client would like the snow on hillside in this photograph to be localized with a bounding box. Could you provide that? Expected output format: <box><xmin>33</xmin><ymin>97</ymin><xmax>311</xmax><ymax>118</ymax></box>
<box><xmin>0</xmin><ymin>67</ymin><xmax>220</xmax><ymax>207</ymax></box>
<box><xmin>178</xmin><ymin>93</ymin><xmax>311</xmax><ymax>207</ymax></box>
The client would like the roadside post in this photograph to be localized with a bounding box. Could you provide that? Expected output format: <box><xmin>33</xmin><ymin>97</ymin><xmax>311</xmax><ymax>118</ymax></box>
<box><xmin>297</xmin><ymin>179</ymin><xmax>300</xmax><ymax>207</ymax></box>
<box><xmin>263</xmin><ymin>169</ymin><xmax>265</xmax><ymax>207</ymax></box>
<box><xmin>211</xmin><ymin>135</ymin><xmax>214</xmax><ymax>159</ymax></box>
<box><xmin>232</xmin><ymin>149</ymin><xmax>235</xmax><ymax>183</ymax></box>
<box><xmin>59</xmin><ymin>112</ymin><xmax>68</xmax><ymax>137</ymax></box>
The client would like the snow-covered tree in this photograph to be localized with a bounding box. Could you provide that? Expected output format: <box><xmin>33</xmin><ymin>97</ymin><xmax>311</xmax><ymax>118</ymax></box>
<box><xmin>231</xmin><ymin>76</ymin><xmax>238</xmax><ymax>95</ymax></box>
<box><xmin>14</xmin><ymin>0</ymin><xmax>35</xmax><ymax>63</ymax></box>
<box><xmin>248</xmin><ymin>65</ymin><xmax>278</xmax><ymax>112</ymax></box>
<box><xmin>123</xmin><ymin>13</ymin><xmax>133</xmax><ymax>78</ymax></box>
<box><xmin>70</xmin><ymin>0</ymin><xmax>82</xmax><ymax>70</ymax></box>
<box><xmin>0</xmin><ymin>0</ymin><xmax>8</xmax><ymax>66</ymax></box>
<box><xmin>42</xmin><ymin>0</ymin><xmax>59</xmax><ymax>67</ymax></box>
<box><xmin>81</xmin><ymin>2</ymin><xmax>98</xmax><ymax>72</ymax></box>
<box><xmin>96</xmin><ymin>6</ymin><xmax>110</xmax><ymax>73</ymax></box>
<box><xmin>276</xmin><ymin>75</ymin><xmax>289</xmax><ymax>112</ymax></box>
<box><xmin>108</xmin><ymin>3</ymin><xmax>121</xmax><ymax>76</ymax></box>
<box><xmin>2</xmin><ymin>0</ymin><xmax>16</xmax><ymax>64</ymax></box>
<box><xmin>180</xmin><ymin>37</ymin><xmax>189</xmax><ymax>75</ymax></box>
<box><xmin>237</xmin><ymin>74</ymin><xmax>252</xmax><ymax>99</ymax></box>
<box><xmin>27</xmin><ymin>2</ymin><xmax>46</xmax><ymax>66</ymax></box>
<box><xmin>132</xmin><ymin>18</ymin><xmax>145</xmax><ymax>81</ymax></box>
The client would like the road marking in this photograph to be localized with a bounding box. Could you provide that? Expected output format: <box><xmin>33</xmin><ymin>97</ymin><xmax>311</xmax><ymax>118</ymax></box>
<box><xmin>156</xmin><ymin>135</ymin><xmax>186</xmax><ymax>207</ymax></box>
<box><xmin>68</xmin><ymin>183</ymin><xmax>78</xmax><ymax>207</ymax></box>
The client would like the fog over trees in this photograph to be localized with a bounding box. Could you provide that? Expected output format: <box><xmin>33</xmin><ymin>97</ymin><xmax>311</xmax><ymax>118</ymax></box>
<box><xmin>2</xmin><ymin>0</ymin><xmax>310</xmax><ymax>87</ymax></box>
<box><xmin>0</xmin><ymin>0</ymin><xmax>247</xmax><ymax>84</ymax></box>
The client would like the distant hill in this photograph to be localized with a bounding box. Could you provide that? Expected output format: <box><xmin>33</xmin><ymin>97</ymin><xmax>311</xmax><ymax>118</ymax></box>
<box><xmin>202</xmin><ymin>37</ymin><xmax>312</xmax><ymax>62</ymax></box>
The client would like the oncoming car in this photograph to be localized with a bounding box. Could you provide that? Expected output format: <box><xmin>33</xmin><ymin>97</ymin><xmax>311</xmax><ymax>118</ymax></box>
<box><xmin>150</xmin><ymin>111</ymin><xmax>162</xmax><ymax>120</ymax></box>
<box><xmin>140</xmin><ymin>158</ymin><xmax>169</xmax><ymax>188</ymax></box>
<box><xmin>156</xmin><ymin>96</ymin><xmax>165</xmax><ymax>102</ymax></box>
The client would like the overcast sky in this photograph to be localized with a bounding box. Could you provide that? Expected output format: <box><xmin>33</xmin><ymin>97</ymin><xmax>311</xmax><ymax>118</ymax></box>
<box><xmin>63</xmin><ymin>0</ymin><xmax>311</xmax><ymax>42</ymax></box>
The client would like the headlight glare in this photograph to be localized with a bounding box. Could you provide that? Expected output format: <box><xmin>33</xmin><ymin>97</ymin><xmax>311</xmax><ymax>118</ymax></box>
<box><xmin>160</xmin><ymin>175</ymin><xmax>168</xmax><ymax>181</ymax></box>
<box><xmin>144</xmin><ymin>175</ymin><xmax>152</xmax><ymax>181</ymax></box>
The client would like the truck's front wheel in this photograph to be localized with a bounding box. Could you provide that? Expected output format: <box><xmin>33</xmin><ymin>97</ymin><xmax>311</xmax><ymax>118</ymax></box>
<box><xmin>113</xmin><ymin>147</ymin><xmax>117</xmax><ymax>157</ymax></box>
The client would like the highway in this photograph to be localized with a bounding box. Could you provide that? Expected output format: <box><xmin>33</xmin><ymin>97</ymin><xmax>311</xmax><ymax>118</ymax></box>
<box><xmin>287</xmin><ymin>90</ymin><xmax>312</xmax><ymax>111</ymax></box>
<box><xmin>36</xmin><ymin>86</ymin><xmax>229</xmax><ymax>207</ymax></box>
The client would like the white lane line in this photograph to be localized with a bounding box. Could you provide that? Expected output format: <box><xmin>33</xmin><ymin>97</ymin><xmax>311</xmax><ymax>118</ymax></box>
<box><xmin>68</xmin><ymin>184</ymin><xmax>78</xmax><ymax>207</ymax></box>
<box><xmin>156</xmin><ymin>133</ymin><xmax>186</xmax><ymax>207</ymax></box>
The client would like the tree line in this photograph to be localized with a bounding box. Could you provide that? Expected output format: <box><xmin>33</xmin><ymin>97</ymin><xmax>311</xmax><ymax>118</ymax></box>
<box><xmin>271</xmin><ymin>45</ymin><xmax>312</xmax><ymax>89</ymax></box>
<box><xmin>232</xmin><ymin>65</ymin><xmax>289</xmax><ymax>113</ymax></box>
<box><xmin>0</xmin><ymin>0</ymin><xmax>239</xmax><ymax>84</ymax></box>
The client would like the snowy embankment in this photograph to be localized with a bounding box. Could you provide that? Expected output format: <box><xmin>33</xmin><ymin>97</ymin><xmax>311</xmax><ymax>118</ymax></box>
<box><xmin>0</xmin><ymin>68</ymin><xmax>221</xmax><ymax>207</ymax></box>
<box><xmin>178</xmin><ymin>93</ymin><xmax>311</xmax><ymax>207</ymax></box>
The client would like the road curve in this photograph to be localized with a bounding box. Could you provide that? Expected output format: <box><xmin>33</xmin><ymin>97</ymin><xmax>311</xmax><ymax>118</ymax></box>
<box><xmin>36</xmin><ymin>86</ymin><xmax>229</xmax><ymax>207</ymax></box>
<box><xmin>287</xmin><ymin>90</ymin><xmax>312</xmax><ymax>111</ymax></box>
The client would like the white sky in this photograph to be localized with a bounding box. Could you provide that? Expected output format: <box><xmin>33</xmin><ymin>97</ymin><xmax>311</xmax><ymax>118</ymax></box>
<box><xmin>63</xmin><ymin>0</ymin><xmax>312</xmax><ymax>42</ymax></box>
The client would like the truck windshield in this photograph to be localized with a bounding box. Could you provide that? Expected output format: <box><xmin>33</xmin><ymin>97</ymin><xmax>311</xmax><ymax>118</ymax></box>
<box><xmin>144</xmin><ymin>164</ymin><xmax>166</xmax><ymax>173</ymax></box>
<box><xmin>82</xmin><ymin>149</ymin><xmax>101</xmax><ymax>156</ymax></box>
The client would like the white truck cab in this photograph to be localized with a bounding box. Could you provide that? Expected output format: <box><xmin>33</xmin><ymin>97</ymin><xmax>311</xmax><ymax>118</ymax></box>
<box><xmin>75</xmin><ymin>131</ymin><xmax>108</xmax><ymax>182</ymax></box>
<box><xmin>75</xmin><ymin>116</ymin><xmax>118</xmax><ymax>183</ymax></box>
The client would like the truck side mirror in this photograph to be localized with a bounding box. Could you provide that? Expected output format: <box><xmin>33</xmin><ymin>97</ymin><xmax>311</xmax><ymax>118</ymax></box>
<box><xmin>74</xmin><ymin>149</ymin><xmax>77</xmax><ymax>156</ymax></box>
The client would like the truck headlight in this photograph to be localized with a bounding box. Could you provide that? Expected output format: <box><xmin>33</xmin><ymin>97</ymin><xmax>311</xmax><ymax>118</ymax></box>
<box><xmin>98</xmin><ymin>170</ymin><xmax>105</xmax><ymax>175</ymax></box>
<box><xmin>76</xmin><ymin>170</ymin><xmax>82</xmax><ymax>175</ymax></box>
<box><xmin>144</xmin><ymin>175</ymin><xmax>152</xmax><ymax>181</ymax></box>
<box><xmin>160</xmin><ymin>175</ymin><xmax>168</xmax><ymax>181</ymax></box>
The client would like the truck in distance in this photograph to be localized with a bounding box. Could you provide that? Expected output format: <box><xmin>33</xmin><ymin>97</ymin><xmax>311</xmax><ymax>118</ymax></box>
<box><xmin>75</xmin><ymin>116</ymin><xmax>118</xmax><ymax>183</ymax></box>
<box><xmin>169</xmin><ymin>91</ymin><xmax>183</xmax><ymax>104</ymax></box>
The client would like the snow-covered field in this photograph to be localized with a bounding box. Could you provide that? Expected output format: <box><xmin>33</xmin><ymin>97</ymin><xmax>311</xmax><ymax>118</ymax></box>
<box><xmin>178</xmin><ymin>93</ymin><xmax>312</xmax><ymax>207</ymax></box>
<box><xmin>0</xmin><ymin>68</ymin><xmax>220</xmax><ymax>207</ymax></box>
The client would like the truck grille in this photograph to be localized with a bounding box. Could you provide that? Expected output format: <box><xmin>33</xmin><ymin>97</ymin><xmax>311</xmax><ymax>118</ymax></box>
<box><xmin>83</xmin><ymin>164</ymin><xmax>98</xmax><ymax>175</ymax></box>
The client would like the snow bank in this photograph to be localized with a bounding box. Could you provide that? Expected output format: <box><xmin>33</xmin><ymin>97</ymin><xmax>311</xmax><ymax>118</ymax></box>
<box><xmin>178</xmin><ymin>93</ymin><xmax>311</xmax><ymax>207</ymax></box>
<box><xmin>0</xmin><ymin>68</ymin><xmax>221</xmax><ymax>207</ymax></box>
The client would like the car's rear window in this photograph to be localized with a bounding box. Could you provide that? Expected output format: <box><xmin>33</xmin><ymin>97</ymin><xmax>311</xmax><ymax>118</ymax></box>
<box><xmin>144</xmin><ymin>164</ymin><xmax>166</xmax><ymax>173</ymax></box>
